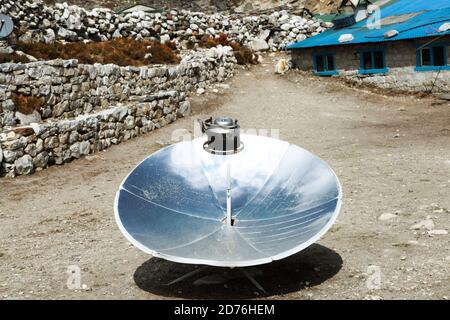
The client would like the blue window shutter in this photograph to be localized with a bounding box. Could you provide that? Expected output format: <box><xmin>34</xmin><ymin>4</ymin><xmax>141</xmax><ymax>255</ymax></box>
<box><xmin>416</xmin><ymin>48</ymin><xmax>421</xmax><ymax>68</ymax></box>
<box><xmin>357</xmin><ymin>48</ymin><xmax>387</xmax><ymax>74</ymax></box>
<box><xmin>371</xmin><ymin>51</ymin><xmax>375</xmax><ymax>70</ymax></box>
<box><xmin>430</xmin><ymin>47</ymin><xmax>435</xmax><ymax>66</ymax></box>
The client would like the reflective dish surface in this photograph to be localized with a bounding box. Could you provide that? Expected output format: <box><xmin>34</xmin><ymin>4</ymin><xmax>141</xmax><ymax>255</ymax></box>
<box><xmin>115</xmin><ymin>135</ymin><xmax>342</xmax><ymax>267</ymax></box>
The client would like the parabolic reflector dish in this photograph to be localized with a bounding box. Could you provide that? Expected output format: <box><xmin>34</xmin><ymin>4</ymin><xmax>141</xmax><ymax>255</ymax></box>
<box><xmin>0</xmin><ymin>14</ymin><xmax>14</xmax><ymax>38</ymax></box>
<box><xmin>115</xmin><ymin>127</ymin><xmax>342</xmax><ymax>268</ymax></box>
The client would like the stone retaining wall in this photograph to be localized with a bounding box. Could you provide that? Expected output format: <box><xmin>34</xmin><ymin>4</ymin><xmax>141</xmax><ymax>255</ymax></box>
<box><xmin>0</xmin><ymin>46</ymin><xmax>236</xmax><ymax>129</ymax></box>
<box><xmin>0</xmin><ymin>46</ymin><xmax>236</xmax><ymax>177</ymax></box>
<box><xmin>0</xmin><ymin>101</ymin><xmax>188</xmax><ymax>177</ymax></box>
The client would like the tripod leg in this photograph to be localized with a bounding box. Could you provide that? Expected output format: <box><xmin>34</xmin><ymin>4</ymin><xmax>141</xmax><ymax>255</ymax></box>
<box><xmin>241</xmin><ymin>269</ymin><xmax>267</xmax><ymax>293</ymax></box>
<box><xmin>165</xmin><ymin>267</ymin><xmax>207</xmax><ymax>286</ymax></box>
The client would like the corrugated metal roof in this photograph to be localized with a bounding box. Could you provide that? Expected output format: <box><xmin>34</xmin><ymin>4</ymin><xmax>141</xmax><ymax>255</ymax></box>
<box><xmin>287</xmin><ymin>0</ymin><xmax>450</xmax><ymax>50</ymax></box>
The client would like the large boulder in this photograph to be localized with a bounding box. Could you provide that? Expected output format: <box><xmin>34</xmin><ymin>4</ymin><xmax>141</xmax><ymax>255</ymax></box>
<box><xmin>177</xmin><ymin>100</ymin><xmax>191</xmax><ymax>117</ymax></box>
<box><xmin>44</xmin><ymin>29</ymin><xmax>56</xmax><ymax>43</ymax></box>
<box><xmin>53</xmin><ymin>101</ymin><xmax>69</xmax><ymax>117</ymax></box>
<box><xmin>15</xmin><ymin>155</ymin><xmax>33</xmax><ymax>175</ymax></box>
<box><xmin>280</xmin><ymin>23</ymin><xmax>293</xmax><ymax>31</ymax></box>
<box><xmin>57</xmin><ymin>27</ymin><xmax>77</xmax><ymax>40</ymax></box>
<box><xmin>79</xmin><ymin>141</ymin><xmax>90</xmax><ymax>156</ymax></box>
<box><xmin>2</xmin><ymin>111</ymin><xmax>17</xmax><ymax>126</ymax></box>
<box><xmin>160</xmin><ymin>34</ymin><xmax>171</xmax><ymax>44</ymax></box>
<box><xmin>15</xmin><ymin>110</ymin><xmax>42</xmax><ymax>126</ymax></box>
<box><xmin>248</xmin><ymin>39</ymin><xmax>269</xmax><ymax>52</ymax></box>
<box><xmin>258</xmin><ymin>29</ymin><xmax>271</xmax><ymax>41</ymax></box>
<box><xmin>296</xmin><ymin>34</ymin><xmax>307</xmax><ymax>42</ymax></box>
<box><xmin>3</xmin><ymin>150</ymin><xmax>17</xmax><ymax>163</ymax></box>
<box><xmin>33</xmin><ymin>151</ymin><xmax>49</xmax><ymax>169</ymax></box>
<box><xmin>12</xmin><ymin>126</ymin><xmax>35</xmax><ymax>137</ymax></box>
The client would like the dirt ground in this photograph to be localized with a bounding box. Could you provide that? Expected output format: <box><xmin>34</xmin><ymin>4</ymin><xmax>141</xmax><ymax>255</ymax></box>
<box><xmin>0</xmin><ymin>54</ymin><xmax>449</xmax><ymax>300</ymax></box>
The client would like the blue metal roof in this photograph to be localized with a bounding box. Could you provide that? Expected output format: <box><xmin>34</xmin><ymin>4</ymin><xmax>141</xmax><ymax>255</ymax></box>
<box><xmin>287</xmin><ymin>0</ymin><xmax>450</xmax><ymax>50</ymax></box>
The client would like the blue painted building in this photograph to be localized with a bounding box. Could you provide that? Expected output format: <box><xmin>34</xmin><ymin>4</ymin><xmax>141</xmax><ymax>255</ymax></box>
<box><xmin>287</xmin><ymin>0</ymin><xmax>450</xmax><ymax>80</ymax></box>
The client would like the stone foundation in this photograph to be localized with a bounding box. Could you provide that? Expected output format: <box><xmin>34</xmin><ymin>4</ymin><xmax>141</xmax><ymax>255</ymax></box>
<box><xmin>341</xmin><ymin>67</ymin><xmax>450</xmax><ymax>93</ymax></box>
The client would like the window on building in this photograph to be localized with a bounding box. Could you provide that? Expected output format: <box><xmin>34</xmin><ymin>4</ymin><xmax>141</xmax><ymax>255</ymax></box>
<box><xmin>433</xmin><ymin>46</ymin><xmax>446</xmax><ymax>66</ymax></box>
<box><xmin>359</xmin><ymin>49</ymin><xmax>387</xmax><ymax>74</ymax></box>
<box><xmin>313</xmin><ymin>53</ymin><xmax>337</xmax><ymax>76</ymax></box>
<box><xmin>362</xmin><ymin>51</ymin><xmax>372</xmax><ymax>70</ymax></box>
<box><xmin>373</xmin><ymin>51</ymin><xmax>385</xmax><ymax>69</ymax></box>
<box><xmin>316</xmin><ymin>55</ymin><xmax>325</xmax><ymax>72</ymax></box>
<box><xmin>421</xmin><ymin>48</ymin><xmax>432</xmax><ymax>66</ymax></box>
<box><xmin>417</xmin><ymin>45</ymin><xmax>449</xmax><ymax>71</ymax></box>
<box><xmin>327</xmin><ymin>55</ymin><xmax>335</xmax><ymax>71</ymax></box>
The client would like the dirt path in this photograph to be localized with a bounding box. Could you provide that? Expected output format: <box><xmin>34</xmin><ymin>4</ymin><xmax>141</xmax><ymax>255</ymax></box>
<box><xmin>1</xmin><ymin>54</ymin><xmax>449</xmax><ymax>300</ymax></box>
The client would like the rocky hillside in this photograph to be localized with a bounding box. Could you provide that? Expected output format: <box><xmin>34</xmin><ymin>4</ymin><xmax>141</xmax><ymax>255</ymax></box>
<box><xmin>1</xmin><ymin>1</ymin><xmax>331</xmax><ymax>52</ymax></box>
<box><xmin>44</xmin><ymin>0</ymin><xmax>341</xmax><ymax>14</ymax></box>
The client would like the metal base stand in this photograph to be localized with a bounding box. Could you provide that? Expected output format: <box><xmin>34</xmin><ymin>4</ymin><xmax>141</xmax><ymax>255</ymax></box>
<box><xmin>241</xmin><ymin>269</ymin><xmax>267</xmax><ymax>293</ymax></box>
<box><xmin>165</xmin><ymin>267</ymin><xmax>267</xmax><ymax>293</ymax></box>
<box><xmin>165</xmin><ymin>267</ymin><xmax>207</xmax><ymax>286</ymax></box>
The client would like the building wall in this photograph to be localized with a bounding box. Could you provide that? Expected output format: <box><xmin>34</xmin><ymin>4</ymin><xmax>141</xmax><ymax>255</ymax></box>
<box><xmin>290</xmin><ymin>36</ymin><xmax>450</xmax><ymax>93</ymax></box>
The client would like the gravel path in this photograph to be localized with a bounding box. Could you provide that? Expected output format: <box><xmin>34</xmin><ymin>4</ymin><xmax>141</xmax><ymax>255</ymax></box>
<box><xmin>0</xmin><ymin>53</ymin><xmax>449</xmax><ymax>300</ymax></box>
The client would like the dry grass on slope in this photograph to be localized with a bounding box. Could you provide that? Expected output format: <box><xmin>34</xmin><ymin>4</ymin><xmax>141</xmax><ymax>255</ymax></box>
<box><xmin>196</xmin><ymin>33</ymin><xmax>260</xmax><ymax>65</ymax></box>
<box><xmin>13</xmin><ymin>38</ymin><xmax>181</xmax><ymax>66</ymax></box>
